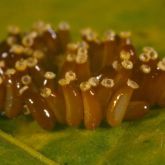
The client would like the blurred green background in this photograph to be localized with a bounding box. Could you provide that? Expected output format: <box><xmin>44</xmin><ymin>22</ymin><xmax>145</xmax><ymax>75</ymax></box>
<box><xmin>0</xmin><ymin>0</ymin><xmax>164</xmax><ymax>54</ymax></box>
<box><xmin>0</xmin><ymin>0</ymin><xmax>165</xmax><ymax>164</ymax></box>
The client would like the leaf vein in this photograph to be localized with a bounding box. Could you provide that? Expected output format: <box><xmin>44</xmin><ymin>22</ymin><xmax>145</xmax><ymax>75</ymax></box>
<box><xmin>0</xmin><ymin>129</ymin><xmax>59</xmax><ymax>165</ymax></box>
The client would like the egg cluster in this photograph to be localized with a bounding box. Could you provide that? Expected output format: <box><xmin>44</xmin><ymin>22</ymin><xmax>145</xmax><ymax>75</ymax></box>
<box><xmin>0</xmin><ymin>21</ymin><xmax>164</xmax><ymax>130</ymax></box>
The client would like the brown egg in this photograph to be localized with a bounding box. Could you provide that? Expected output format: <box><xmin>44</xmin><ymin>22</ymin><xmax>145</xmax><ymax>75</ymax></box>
<box><xmin>101</xmin><ymin>31</ymin><xmax>118</xmax><ymax>68</ymax></box>
<box><xmin>124</xmin><ymin>101</ymin><xmax>149</xmax><ymax>120</ymax></box>
<box><xmin>4</xmin><ymin>70</ymin><xmax>23</xmax><ymax>118</ymax></box>
<box><xmin>80</xmin><ymin>81</ymin><xmax>102</xmax><ymax>129</ymax></box>
<box><xmin>0</xmin><ymin>22</ymin><xmax>165</xmax><ymax>130</ymax></box>
<box><xmin>24</xmin><ymin>87</ymin><xmax>56</xmax><ymax>130</ymax></box>
<box><xmin>106</xmin><ymin>79</ymin><xmax>139</xmax><ymax>126</ymax></box>
<box><xmin>57</xmin><ymin>22</ymin><xmax>71</xmax><ymax>52</ymax></box>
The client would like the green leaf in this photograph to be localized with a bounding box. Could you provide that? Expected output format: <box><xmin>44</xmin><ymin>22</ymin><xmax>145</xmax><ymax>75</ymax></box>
<box><xmin>0</xmin><ymin>128</ymin><xmax>58</xmax><ymax>165</ymax></box>
<box><xmin>0</xmin><ymin>110</ymin><xmax>165</xmax><ymax>165</ymax></box>
<box><xmin>0</xmin><ymin>0</ymin><xmax>165</xmax><ymax>164</ymax></box>
<box><xmin>0</xmin><ymin>137</ymin><xmax>41</xmax><ymax>165</ymax></box>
